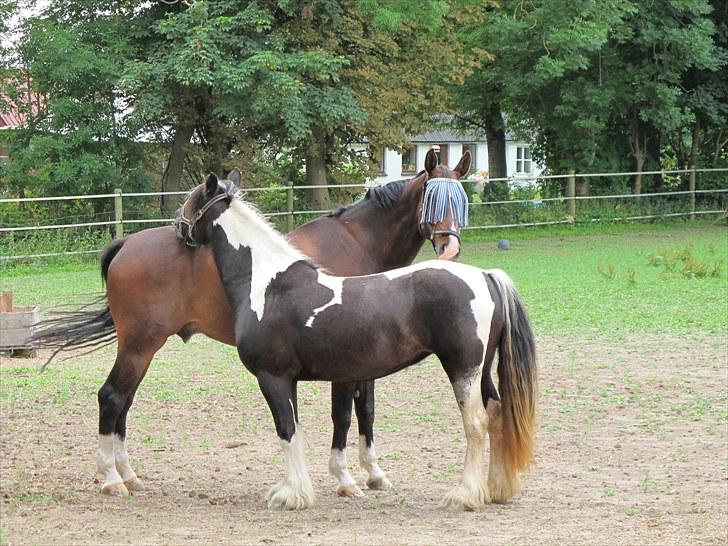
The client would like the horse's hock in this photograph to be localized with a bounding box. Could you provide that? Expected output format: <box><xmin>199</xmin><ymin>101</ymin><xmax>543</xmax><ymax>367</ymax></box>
<box><xmin>0</xmin><ymin>291</ymin><xmax>39</xmax><ymax>357</ymax></box>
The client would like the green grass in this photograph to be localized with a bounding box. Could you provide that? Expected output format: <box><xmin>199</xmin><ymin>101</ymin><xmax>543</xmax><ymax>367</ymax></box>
<box><xmin>457</xmin><ymin>224</ymin><xmax>728</xmax><ymax>337</ymax></box>
<box><xmin>2</xmin><ymin>223</ymin><xmax>727</xmax><ymax>337</ymax></box>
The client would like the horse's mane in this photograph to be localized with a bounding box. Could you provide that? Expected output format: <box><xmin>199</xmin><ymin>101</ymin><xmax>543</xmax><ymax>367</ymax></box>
<box><xmin>327</xmin><ymin>171</ymin><xmax>425</xmax><ymax>218</ymax></box>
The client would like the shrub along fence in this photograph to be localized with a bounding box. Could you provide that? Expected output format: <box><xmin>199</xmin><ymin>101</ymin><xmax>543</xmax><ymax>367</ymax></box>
<box><xmin>1</xmin><ymin>168</ymin><xmax>726</xmax><ymax>263</ymax></box>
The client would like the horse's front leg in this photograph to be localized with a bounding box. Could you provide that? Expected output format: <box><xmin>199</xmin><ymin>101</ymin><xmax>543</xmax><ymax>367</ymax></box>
<box><xmin>258</xmin><ymin>373</ymin><xmax>315</xmax><ymax>510</ymax></box>
<box><xmin>354</xmin><ymin>380</ymin><xmax>391</xmax><ymax>491</ymax></box>
<box><xmin>329</xmin><ymin>382</ymin><xmax>364</xmax><ymax>497</ymax></box>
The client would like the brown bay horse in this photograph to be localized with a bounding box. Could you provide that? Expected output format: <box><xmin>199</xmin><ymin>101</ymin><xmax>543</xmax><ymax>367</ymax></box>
<box><xmin>173</xmin><ymin>174</ymin><xmax>537</xmax><ymax>510</ymax></box>
<box><xmin>32</xmin><ymin>150</ymin><xmax>472</xmax><ymax>499</ymax></box>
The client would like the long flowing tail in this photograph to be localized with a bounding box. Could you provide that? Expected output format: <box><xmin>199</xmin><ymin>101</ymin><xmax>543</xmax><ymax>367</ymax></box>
<box><xmin>28</xmin><ymin>239</ymin><xmax>125</xmax><ymax>370</ymax></box>
<box><xmin>486</xmin><ymin>269</ymin><xmax>538</xmax><ymax>477</ymax></box>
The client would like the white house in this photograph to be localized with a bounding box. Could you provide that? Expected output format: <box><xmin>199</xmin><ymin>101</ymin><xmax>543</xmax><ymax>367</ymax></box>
<box><xmin>370</xmin><ymin>125</ymin><xmax>543</xmax><ymax>186</ymax></box>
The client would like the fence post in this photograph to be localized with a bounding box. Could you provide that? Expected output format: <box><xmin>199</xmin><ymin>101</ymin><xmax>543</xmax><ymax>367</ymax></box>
<box><xmin>567</xmin><ymin>170</ymin><xmax>576</xmax><ymax>220</ymax></box>
<box><xmin>286</xmin><ymin>184</ymin><xmax>294</xmax><ymax>232</ymax></box>
<box><xmin>689</xmin><ymin>167</ymin><xmax>696</xmax><ymax>220</ymax></box>
<box><xmin>114</xmin><ymin>188</ymin><xmax>123</xmax><ymax>239</ymax></box>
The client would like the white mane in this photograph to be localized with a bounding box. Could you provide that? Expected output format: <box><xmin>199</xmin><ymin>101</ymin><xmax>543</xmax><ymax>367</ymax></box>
<box><xmin>213</xmin><ymin>197</ymin><xmax>308</xmax><ymax>321</ymax></box>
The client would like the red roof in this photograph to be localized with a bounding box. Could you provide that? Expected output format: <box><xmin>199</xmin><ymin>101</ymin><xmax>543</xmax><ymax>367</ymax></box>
<box><xmin>0</xmin><ymin>85</ymin><xmax>41</xmax><ymax>129</ymax></box>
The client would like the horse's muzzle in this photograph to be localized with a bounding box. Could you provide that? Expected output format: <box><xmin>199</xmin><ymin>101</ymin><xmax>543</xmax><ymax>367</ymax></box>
<box><xmin>432</xmin><ymin>229</ymin><xmax>461</xmax><ymax>261</ymax></box>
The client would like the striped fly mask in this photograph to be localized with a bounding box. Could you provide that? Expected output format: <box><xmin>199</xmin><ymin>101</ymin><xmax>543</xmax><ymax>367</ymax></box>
<box><xmin>419</xmin><ymin>177</ymin><xmax>469</xmax><ymax>260</ymax></box>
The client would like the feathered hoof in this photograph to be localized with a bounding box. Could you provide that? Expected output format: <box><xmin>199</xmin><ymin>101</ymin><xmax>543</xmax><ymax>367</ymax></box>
<box><xmin>366</xmin><ymin>475</ymin><xmax>392</xmax><ymax>491</ymax></box>
<box><xmin>336</xmin><ymin>483</ymin><xmax>365</xmax><ymax>498</ymax></box>
<box><xmin>440</xmin><ymin>484</ymin><xmax>490</xmax><ymax>511</ymax></box>
<box><xmin>487</xmin><ymin>477</ymin><xmax>519</xmax><ymax>504</ymax></box>
<box><xmin>124</xmin><ymin>477</ymin><xmax>144</xmax><ymax>492</ymax></box>
<box><xmin>101</xmin><ymin>481</ymin><xmax>130</xmax><ymax>497</ymax></box>
<box><xmin>266</xmin><ymin>481</ymin><xmax>315</xmax><ymax>510</ymax></box>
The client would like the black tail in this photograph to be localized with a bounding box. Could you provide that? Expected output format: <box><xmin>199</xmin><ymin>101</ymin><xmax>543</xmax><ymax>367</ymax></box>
<box><xmin>29</xmin><ymin>239</ymin><xmax>125</xmax><ymax>370</ymax></box>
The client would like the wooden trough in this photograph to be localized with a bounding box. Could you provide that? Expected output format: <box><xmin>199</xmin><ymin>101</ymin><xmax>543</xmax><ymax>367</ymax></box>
<box><xmin>0</xmin><ymin>291</ymin><xmax>39</xmax><ymax>357</ymax></box>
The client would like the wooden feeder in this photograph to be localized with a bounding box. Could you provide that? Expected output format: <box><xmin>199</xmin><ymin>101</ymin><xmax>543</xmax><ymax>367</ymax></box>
<box><xmin>0</xmin><ymin>291</ymin><xmax>40</xmax><ymax>357</ymax></box>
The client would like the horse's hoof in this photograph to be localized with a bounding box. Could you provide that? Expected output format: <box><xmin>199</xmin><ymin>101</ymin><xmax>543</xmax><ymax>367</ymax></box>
<box><xmin>366</xmin><ymin>475</ymin><xmax>392</xmax><ymax>491</ymax></box>
<box><xmin>124</xmin><ymin>477</ymin><xmax>144</xmax><ymax>491</ymax></box>
<box><xmin>336</xmin><ymin>484</ymin><xmax>365</xmax><ymax>498</ymax></box>
<box><xmin>266</xmin><ymin>484</ymin><xmax>315</xmax><ymax>511</ymax></box>
<box><xmin>102</xmin><ymin>481</ymin><xmax>130</xmax><ymax>497</ymax></box>
<box><xmin>440</xmin><ymin>485</ymin><xmax>489</xmax><ymax>511</ymax></box>
<box><xmin>487</xmin><ymin>474</ymin><xmax>520</xmax><ymax>504</ymax></box>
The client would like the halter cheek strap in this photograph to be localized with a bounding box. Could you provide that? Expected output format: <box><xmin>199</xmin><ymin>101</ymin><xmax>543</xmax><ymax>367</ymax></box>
<box><xmin>176</xmin><ymin>183</ymin><xmax>236</xmax><ymax>247</ymax></box>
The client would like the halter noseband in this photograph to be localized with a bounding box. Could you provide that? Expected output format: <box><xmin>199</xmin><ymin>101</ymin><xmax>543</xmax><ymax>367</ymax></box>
<box><xmin>176</xmin><ymin>182</ymin><xmax>236</xmax><ymax>247</ymax></box>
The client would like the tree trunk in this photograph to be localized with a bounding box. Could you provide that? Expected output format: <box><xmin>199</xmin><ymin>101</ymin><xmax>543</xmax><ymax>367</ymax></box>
<box><xmin>689</xmin><ymin>118</ymin><xmax>700</xmax><ymax>218</ymax></box>
<box><xmin>484</xmin><ymin>103</ymin><xmax>507</xmax><ymax>179</ymax></box>
<box><xmin>161</xmin><ymin>122</ymin><xmax>195</xmax><ymax>215</ymax></box>
<box><xmin>305</xmin><ymin>125</ymin><xmax>329</xmax><ymax>207</ymax></box>
<box><xmin>629</xmin><ymin>112</ymin><xmax>648</xmax><ymax>199</ymax></box>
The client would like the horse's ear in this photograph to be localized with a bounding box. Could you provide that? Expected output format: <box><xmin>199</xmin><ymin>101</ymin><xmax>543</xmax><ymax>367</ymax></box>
<box><xmin>205</xmin><ymin>173</ymin><xmax>218</xmax><ymax>196</ymax></box>
<box><xmin>454</xmin><ymin>151</ymin><xmax>471</xmax><ymax>178</ymax></box>
<box><xmin>227</xmin><ymin>168</ymin><xmax>241</xmax><ymax>186</ymax></box>
<box><xmin>424</xmin><ymin>148</ymin><xmax>438</xmax><ymax>174</ymax></box>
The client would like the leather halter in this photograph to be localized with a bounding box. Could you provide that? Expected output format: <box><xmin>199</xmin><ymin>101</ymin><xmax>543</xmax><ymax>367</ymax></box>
<box><xmin>175</xmin><ymin>182</ymin><xmax>235</xmax><ymax>247</ymax></box>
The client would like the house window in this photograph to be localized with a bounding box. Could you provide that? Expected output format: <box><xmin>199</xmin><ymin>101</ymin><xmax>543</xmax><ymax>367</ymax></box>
<box><xmin>462</xmin><ymin>143</ymin><xmax>477</xmax><ymax>176</ymax></box>
<box><xmin>432</xmin><ymin>144</ymin><xmax>448</xmax><ymax>166</ymax></box>
<box><xmin>516</xmin><ymin>145</ymin><xmax>532</xmax><ymax>174</ymax></box>
<box><xmin>401</xmin><ymin>146</ymin><xmax>417</xmax><ymax>174</ymax></box>
<box><xmin>375</xmin><ymin>147</ymin><xmax>386</xmax><ymax>175</ymax></box>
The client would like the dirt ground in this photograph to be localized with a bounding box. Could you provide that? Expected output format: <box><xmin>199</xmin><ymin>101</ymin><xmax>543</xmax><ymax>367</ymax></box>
<box><xmin>1</xmin><ymin>332</ymin><xmax>726</xmax><ymax>546</ymax></box>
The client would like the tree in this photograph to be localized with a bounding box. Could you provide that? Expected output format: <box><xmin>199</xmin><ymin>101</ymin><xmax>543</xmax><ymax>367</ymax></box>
<box><xmin>452</xmin><ymin>0</ymin><xmax>726</xmax><ymax>197</ymax></box>
<box><xmin>2</xmin><ymin>4</ymin><xmax>150</xmax><ymax>212</ymax></box>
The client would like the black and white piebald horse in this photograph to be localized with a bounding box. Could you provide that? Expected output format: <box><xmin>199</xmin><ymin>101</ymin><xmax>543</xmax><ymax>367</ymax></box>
<box><xmin>175</xmin><ymin>174</ymin><xmax>538</xmax><ymax>511</ymax></box>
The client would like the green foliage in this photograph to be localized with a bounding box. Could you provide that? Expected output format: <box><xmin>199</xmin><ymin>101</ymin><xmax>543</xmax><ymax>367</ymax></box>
<box><xmin>454</xmin><ymin>0</ymin><xmax>727</xmax><ymax>192</ymax></box>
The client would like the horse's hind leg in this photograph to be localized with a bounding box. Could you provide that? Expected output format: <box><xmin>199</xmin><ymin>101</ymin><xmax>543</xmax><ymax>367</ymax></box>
<box><xmin>441</xmin><ymin>358</ymin><xmax>491</xmax><ymax>511</ymax></box>
<box><xmin>97</xmin><ymin>341</ymin><xmax>160</xmax><ymax>496</ymax></box>
<box><xmin>486</xmin><ymin>399</ymin><xmax>521</xmax><ymax>502</ymax></box>
<box><xmin>258</xmin><ymin>372</ymin><xmax>315</xmax><ymax>510</ymax></box>
<box><xmin>328</xmin><ymin>382</ymin><xmax>364</xmax><ymax>497</ymax></box>
<box><xmin>354</xmin><ymin>380</ymin><xmax>391</xmax><ymax>491</ymax></box>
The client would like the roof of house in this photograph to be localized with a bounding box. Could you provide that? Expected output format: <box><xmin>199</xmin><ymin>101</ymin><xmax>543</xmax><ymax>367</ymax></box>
<box><xmin>409</xmin><ymin>127</ymin><xmax>485</xmax><ymax>143</ymax></box>
<box><xmin>0</xmin><ymin>84</ymin><xmax>41</xmax><ymax>129</ymax></box>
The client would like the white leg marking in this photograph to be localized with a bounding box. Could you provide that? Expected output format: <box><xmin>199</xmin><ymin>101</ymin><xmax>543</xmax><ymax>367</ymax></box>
<box><xmin>359</xmin><ymin>435</ymin><xmax>392</xmax><ymax>490</ymax></box>
<box><xmin>442</xmin><ymin>373</ymin><xmax>491</xmax><ymax>511</ymax></box>
<box><xmin>97</xmin><ymin>434</ymin><xmax>128</xmax><ymax>496</ymax></box>
<box><xmin>266</xmin><ymin>427</ymin><xmax>315</xmax><ymax>510</ymax></box>
<box><xmin>329</xmin><ymin>448</ymin><xmax>364</xmax><ymax>497</ymax></box>
<box><xmin>114</xmin><ymin>435</ymin><xmax>143</xmax><ymax>490</ymax></box>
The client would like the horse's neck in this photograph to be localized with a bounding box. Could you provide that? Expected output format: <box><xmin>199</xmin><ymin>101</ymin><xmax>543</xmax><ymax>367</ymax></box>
<box><xmin>212</xmin><ymin>201</ymin><xmax>306</xmax><ymax>318</ymax></box>
<box><xmin>343</xmin><ymin>180</ymin><xmax>425</xmax><ymax>268</ymax></box>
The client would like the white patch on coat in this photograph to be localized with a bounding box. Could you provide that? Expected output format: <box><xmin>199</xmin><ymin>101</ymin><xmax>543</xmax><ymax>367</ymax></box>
<box><xmin>305</xmin><ymin>273</ymin><xmax>344</xmax><ymax>327</ymax></box>
<box><xmin>214</xmin><ymin>201</ymin><xmax>306</xmax><ymax>321</ymax></box>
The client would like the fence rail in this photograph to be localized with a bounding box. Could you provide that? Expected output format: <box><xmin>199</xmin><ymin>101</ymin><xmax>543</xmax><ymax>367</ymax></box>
<box><xmin>1</xmin><ymin>168</ymin><xmax>726</xmax><ymax>261</ymax></box>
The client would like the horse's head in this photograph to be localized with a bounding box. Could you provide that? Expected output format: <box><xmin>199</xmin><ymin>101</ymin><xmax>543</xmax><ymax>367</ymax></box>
<box><xmin>175</xmin><ymin>169</ymin><xmax>240</xmax><ymax>247</ymax></box>
<box><xmin>418</xmin><ymin>148</ymin><xmax>471</xmax><ymax>260</ymax></box>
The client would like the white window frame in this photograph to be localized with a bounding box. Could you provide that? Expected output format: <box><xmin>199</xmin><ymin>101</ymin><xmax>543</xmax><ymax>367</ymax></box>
<box><xmin>401</xmin><ymin>146</ymin><xmax>417</xmax><ymax>174</ymax></box>
<box><xmin>515</xmin><ymin>145</ymin><xmax>532</xmax><ymax>175</ymax></box>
